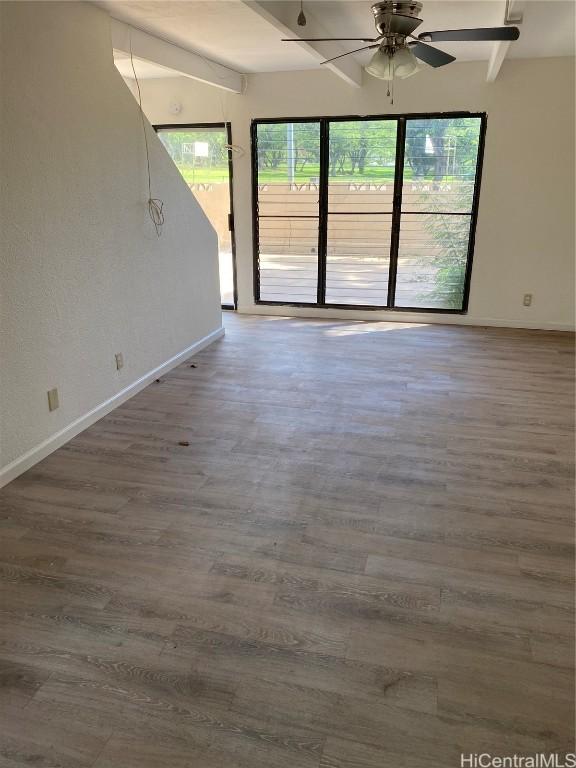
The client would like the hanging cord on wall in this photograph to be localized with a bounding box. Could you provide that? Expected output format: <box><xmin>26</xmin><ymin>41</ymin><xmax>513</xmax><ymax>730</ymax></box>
<box><xmin>130</xmin><ymin>41</ymin><xmax>165</xmax><ymax>236</ymax></box>
<box><xmin>225</xmin><ymin>143</ymin><xmax>245</xmax><ymax>158</ymax></box>
<box><xmin>199</xmin><ymin>51</ymin><xmax>248</xmax><ymax>96</ymax></box>
<box><xmin>197</xmin><ymin>52</ymin><xmax>247</xmax><ymax>157</ymax></box>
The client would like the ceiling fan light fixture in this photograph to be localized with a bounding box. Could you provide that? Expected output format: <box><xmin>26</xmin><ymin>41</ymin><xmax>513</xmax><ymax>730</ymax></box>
<box><xmin>365</xmin><ymin>48</ymin><xmax>393</xmax><ymax>79</ymax></box>
<box><xmin>393</xmin><ymin>46</ymin><xmax>421</xmax><ymax>78</ymax></box>
<box><xmin>365</xmin><ymin>46</ymin><xmax>420</xmax><ymax>80</ymax></box>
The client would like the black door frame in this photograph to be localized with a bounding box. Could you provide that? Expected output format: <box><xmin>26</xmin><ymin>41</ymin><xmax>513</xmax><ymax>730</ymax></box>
<box><xmin>154</xmin><ymin>121</ymin><xmax>238</xmax><ymax>310</ymax></box>
<box><xmin>251</xmin><ymin>111</ymin><xmax>487</xmax><ymax>314</ymax></box>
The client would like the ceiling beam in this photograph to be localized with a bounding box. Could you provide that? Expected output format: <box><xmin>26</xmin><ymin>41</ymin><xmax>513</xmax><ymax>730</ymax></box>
<box><xmin>486</xmin><ymin>0</ymin><xmax>525</xmax><ymax>82</ymax></box>
<box><xmin>242</xmin><ymin>1</ymin><xmax>363</xmax><ymax>88</ymax></box>
<box><xmin>111</xmin><ymin>19</ymin><xmax>244</xmax><ymax>94</ymax></box>
<box><xmin>486</xmin><ymin>39</ymin><xmax>511</xmax><ymax>82</ymax></box>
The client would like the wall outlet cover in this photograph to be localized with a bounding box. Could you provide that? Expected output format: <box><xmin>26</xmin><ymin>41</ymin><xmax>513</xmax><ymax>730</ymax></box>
<box><xmin>47</xmin><ymin>388</ymin><xmax>59</xmax><ymax>412</ymax></box>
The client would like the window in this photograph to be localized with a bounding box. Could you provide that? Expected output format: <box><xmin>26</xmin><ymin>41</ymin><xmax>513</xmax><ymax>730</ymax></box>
<box><xmin>252</xmin><ymin>113</ymin><xmax>485</xmax><ymax>313</ymax></box>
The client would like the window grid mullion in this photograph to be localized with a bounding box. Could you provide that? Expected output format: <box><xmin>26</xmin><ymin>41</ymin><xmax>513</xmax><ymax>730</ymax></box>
<box><xmin>387</xmin><ymin>117</ymin><xmax>406</xmax><ymax>309</ymax></box>
<box><xmin>317</xmin><ymin>119</ymin><xmax>329</xmax><ymax>305</ymax></box>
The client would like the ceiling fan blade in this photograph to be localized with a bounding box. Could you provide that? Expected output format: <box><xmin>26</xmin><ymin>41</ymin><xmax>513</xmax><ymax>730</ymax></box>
<box><xmin>320</xmin><ymin>44</ymin><xmax>380</xmax><ymax>65</ymax></box>
<box><xmin>418</xmin><ymin>26</ymin><xmax>520</xmax><ymax>42</ymax></box>
<box><xmin>282</xmin><ymin>37</ymin><xmax>380</xmax><ymax>43</ymax></box>
<box><xmin>408</xmin><ymin>40</ymin><xmax>455</xmax><ymax>68</ymax></box>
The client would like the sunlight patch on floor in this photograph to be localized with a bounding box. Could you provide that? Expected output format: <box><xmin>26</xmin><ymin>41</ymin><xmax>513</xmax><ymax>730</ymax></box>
<box><xmin>324</xmin><ymin>322</ymin><xmax>430</xmax><ymax>337</ymax></box>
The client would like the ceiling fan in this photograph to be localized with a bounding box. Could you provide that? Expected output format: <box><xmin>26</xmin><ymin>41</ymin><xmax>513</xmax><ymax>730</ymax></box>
<box><xmin>282</xmin><ymin>1</ymin><xmax>520</xmax><ymax>82</ymax></box>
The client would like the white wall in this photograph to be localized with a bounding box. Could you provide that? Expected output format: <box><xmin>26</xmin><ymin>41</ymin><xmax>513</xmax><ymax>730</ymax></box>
<box><xmin>137</xmin><ymin>57</ymin><xmax>575</xmax><ymax>331</ymax></box>
<box><xmin>0</xmin><ymin>2</ymin><xmax>222</xmax><ymax>484</ymax></box>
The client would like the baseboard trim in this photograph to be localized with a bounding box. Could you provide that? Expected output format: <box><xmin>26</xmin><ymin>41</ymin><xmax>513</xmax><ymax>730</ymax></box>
<box><xmin>237</xmin><ymin>305</ymin><xmax>574</xmax><ymax>332</ymax></box>
<box><xmin>0</xmin><ymin>326</ymin><xmax>225</xmax><ymax>490</ymax></box>
<box><xmin>467</xmin><ymin>318</ymin><xmax>575</xmax><ymax>331</ymax></box>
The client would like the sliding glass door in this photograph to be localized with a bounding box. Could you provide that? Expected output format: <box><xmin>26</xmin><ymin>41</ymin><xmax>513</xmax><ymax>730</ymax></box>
<box><xmin>252</xmin><ymin>113</ymin><xmax>485</xmax><ymax>313</ymax></box>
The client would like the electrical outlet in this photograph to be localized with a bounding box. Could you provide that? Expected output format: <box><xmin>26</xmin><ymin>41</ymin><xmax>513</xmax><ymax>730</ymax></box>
<box><xmin>115</xmin><ymin>353</ymin><xmax>124</xmax><ymax>371</ymax></box>
<box><xmin>523</xmin><ymin>293</ymin><xmax>533</xmax><ymax>307</ymax></box>
<box><xmin>47</xmin><ymin>388</ymin><xmax>59</xmax><ymax>412</ymax></box>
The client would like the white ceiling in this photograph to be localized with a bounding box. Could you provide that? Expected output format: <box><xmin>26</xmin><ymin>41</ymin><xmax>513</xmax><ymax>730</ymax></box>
<box><xmin>100</xmin><ymin>0</ymin><xmax>576</xmax><ymax>77</ymax></box>
<box><xmin>100</xmin><ymin>0</ymin><xmax>319</xmax><ymax>72</ymax></box>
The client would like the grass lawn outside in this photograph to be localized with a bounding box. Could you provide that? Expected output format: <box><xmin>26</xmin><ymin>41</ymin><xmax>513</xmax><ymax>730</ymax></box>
<box><xmin>174</xmin><ymin>162</ymin><xmax>459</xmax><ymax>186</ymax></box>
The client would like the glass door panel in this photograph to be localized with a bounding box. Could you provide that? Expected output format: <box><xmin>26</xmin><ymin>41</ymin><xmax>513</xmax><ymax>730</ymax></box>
<box><xmin>255</xmin><ymin>121</ymin><xmax>321</xmax><ymax>303</ymax></box>
<box><xmin>395</xmin><ymin>116</ymin><xmax>482</xmax><ymax>310</ymax></box>
<box><xmin>258</xmin><ymin>217</ymin><xmax>319</xmax><ymax>303</ymax></box>
<box><xmin>156</xmin><ymin>124</ymin><xmax>236</xmax><ymax>308</ymax></box>
<box><xmin>395</xmin><ymin>213</ymin><xmax>472</xmax><ymax>309</ymax></box>
<box><xmin>326</xmin><ymin>214</ymin><xmax>392</xmax><ymax>305</ymax></box>
<box><xmin>326</xmin><ymin>120</ymin><xmax>397</xmax><ymax>306</ymax></box>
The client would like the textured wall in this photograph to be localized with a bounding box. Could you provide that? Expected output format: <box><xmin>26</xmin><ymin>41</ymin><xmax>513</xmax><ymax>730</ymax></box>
<box><xmin>0</xmin><ymin>2</ymin><xmax>222</xmax><ymax>473</ymax></box>
<box><xmin>138</xmin><ymin>57</ymin><xmax>575</xmax><ymax>331</ymax></box>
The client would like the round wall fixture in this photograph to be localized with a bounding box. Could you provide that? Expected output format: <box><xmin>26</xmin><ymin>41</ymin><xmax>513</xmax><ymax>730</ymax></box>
<box><xmin>169</xmin><ymin>101</ymin><xmax>182</xmax><ymax>115</ymax></box>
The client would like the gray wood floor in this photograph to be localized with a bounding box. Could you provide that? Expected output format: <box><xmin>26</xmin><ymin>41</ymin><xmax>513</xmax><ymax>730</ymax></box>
<box><xmin>1</xmin><ymin>313</ymin><xmax>574</xmax><ymax>767</ymax></box>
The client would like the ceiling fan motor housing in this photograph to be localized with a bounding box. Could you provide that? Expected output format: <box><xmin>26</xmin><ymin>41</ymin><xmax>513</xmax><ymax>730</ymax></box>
<box><xmin>371</xmin><ymin>1</ymin><xmax>423</xmax><ymax>37</ymax></box>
